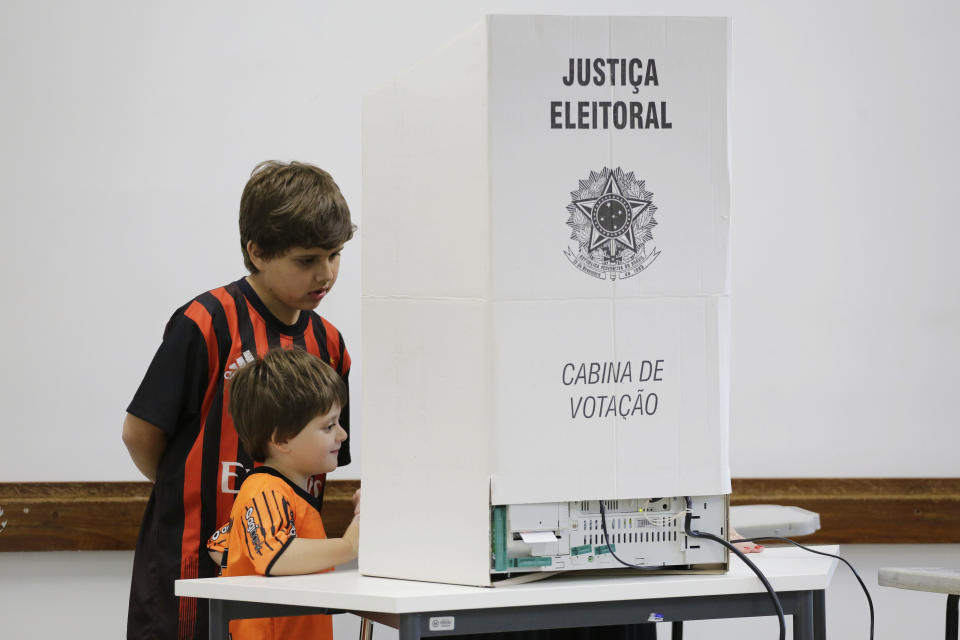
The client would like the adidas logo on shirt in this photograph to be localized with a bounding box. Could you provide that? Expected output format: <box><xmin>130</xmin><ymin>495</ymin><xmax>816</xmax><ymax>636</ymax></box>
<box><xmin>223</xmin><ymin>350</ymin><xmax>255</xmax><ymax>380</ymax></box>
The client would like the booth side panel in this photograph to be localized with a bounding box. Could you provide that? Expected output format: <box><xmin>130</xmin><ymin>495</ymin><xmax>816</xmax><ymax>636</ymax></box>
<box><xmin>359</xmin><ymin>298</ymin><xmax>494</xmax><ymax>586</ymax></box>
<box><xmin>361</xmin><ymin>21</ymin><xmax>495</xmax><ymax>586</ymax></box>
<box><xmin>361</xmin><ymin>20</ymin><xmax>491</xmax><ymax>300</ymax></box>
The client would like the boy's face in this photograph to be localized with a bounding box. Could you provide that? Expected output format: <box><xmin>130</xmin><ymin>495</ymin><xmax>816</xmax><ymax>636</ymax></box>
<box><xmin>247</xmin><ymin>243</ymin><xmax>343</xmax><ymax>322</ymax></box>
<box><xmin>283</xmin><ymin>405</ymin><xmax>347</xmax><ymax>476</ymax></box>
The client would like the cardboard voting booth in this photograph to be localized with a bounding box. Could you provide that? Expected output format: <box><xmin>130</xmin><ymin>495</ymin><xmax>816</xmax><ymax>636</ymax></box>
<box><xmin>361</xmin><ymin>15</ymin><xmax>731</xmax><ymax>587</ymax></box>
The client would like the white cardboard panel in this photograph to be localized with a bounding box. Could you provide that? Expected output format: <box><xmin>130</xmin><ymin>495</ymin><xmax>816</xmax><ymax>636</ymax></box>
<box><xmin>490</xmin><ymin>296</ymin><xmax>729</xmax><ymax>504</ymax></box>
<box><xmin>684</xmin><ymin>295</ymin><xmax>731</xmax><ymax>493</ymax></box>
<box><xmin>489</xmin><ymin>16</ymin><xmax>614</xmax><ymax>301</ymax></box>
<box><xmin>609</xmin><ymin>17</ymin><xmax>732</xmax><ymax>299</ymax></box>
<box><xmin>611</xmin><ymin>296</ymin><xmax>731</xmax><ymax>498</ymax></box>
<box><xmin>361</xmin><ymin>21</ymin><xmax>490</xmax><ymax>300</ymax></box>
<box><xmin>360</xmin><ymin>298</ymin><xmax>493</xmax><ymax>585</ymax></box>
<box><xmin>717</xmin><ymin>295</ymin><xmax>731</xmax><ymax>480</ymax></box>
<box><xmin>489</xmin><ymin>16</ymin><xmax>730</xmax><ymax>301</ymax></box>
<box><xmin>490</xmin><ymin>298</ymin><xmax>616</xmax><ymax>504</ymax></box>
<box><xmin>361</xmin><ymin>15</ymin><xmax>731</xmax><ymax>587</ymax></box>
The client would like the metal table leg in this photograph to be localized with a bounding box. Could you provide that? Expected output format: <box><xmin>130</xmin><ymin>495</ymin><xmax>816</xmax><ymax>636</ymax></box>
<box><xmin>209</xmin><ymin>599</ymin><xmax>227</xmax><ymax>640</ymax></box>
<box><xmin>399</xmin><ymin>613</ymin><xmax>421</xmax><ymax>640</ymax></box>
<box><xmin>947</xmin><ymin>594</ymin><xmax>958</xmax><ymax>640</ymax></box>
<box><xmin>813</xmin><ymin>589</ymin><xmax>827</xmax><ymax>640</ymax></box>
<box><xmin>792</xmin><ymin>590</ymin><xmax>815</xmax><ymax>640</ymax></box>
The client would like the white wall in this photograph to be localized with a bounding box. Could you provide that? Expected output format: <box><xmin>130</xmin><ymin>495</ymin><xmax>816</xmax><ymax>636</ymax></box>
<box><xmin>726</xmin><ymin>0</ymin><xmax>960</xmax><ymax>477</ymax></box>
<box><xmin>0</xmin><ymin>0</ymin><xmax>957</xmax><ymax>483</ymax></box>
<box><xmin>0</xmin><ymin>0</ymin><xmax>956</xmax><ymax>638</ymax></box>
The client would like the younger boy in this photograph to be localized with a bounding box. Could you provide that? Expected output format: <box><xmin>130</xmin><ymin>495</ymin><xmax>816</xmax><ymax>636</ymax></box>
<box><xmin>206</xmin><ymin>348</ymin><xmax>359</xmax><ymax>640</ymax></box>
<box><xmin>122</xmin><ymin>161</ymin><xmax>355</xmax><ymax>640</ymax></box>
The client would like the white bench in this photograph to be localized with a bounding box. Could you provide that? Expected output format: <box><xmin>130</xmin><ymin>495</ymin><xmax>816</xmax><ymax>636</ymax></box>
<box><xmin>879</xmin><ymin>567</ymin><xmax>960</xmax><ymax>639</ymax></box>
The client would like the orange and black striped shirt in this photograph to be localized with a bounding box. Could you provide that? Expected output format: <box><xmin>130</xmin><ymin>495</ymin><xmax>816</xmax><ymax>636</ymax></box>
<box><xmin>206</xmin><ymin>466</ymin><xmax>334</xmax><ymax>640</ymax></box>
<box><xmin>126</xmin><ymin>278</ymin><xmax>350</xmax><ymax>640</ymax></box>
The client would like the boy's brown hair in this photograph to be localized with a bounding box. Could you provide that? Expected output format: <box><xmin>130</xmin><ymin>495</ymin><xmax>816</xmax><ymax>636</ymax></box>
<box><xmin>239</xmin><ymin>160</ymin><xmax>356</xmax><ymax>273</ymax></box>
<box><xmin>228</xmin><ymin>348</ymin><xmax>348</xmax><ymax>462</ymax></box>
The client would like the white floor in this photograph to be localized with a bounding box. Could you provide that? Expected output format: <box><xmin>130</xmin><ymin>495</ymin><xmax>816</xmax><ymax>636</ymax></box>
<box><xmin>1</xmin><ymin>545</ymin><xmax>957</xmax><ymax>639</ymax></box>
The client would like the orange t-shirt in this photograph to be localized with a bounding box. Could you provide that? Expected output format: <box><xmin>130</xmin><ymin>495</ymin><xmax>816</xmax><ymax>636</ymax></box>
<box><xmin>207</xmin><ymin>467</ymin><xmax>333</xmax><ymax>640</ymax></box>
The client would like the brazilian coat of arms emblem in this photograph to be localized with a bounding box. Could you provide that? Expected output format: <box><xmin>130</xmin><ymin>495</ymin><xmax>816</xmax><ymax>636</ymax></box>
<box><xmin>563</xmin><ymin>167</ymin><xmax>660</xmax><ymax>280</ymax></box>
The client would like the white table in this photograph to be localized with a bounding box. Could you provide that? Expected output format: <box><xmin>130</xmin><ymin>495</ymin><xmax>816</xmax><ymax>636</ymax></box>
<box><xmin>176</xmin><ymin>545</ymin><xmax>839</xmax><ymax>640</ymax></box>
<box><xmin>879</xmin><ymin>567</ymin><xmax>960</xmax><ymax>639</ymax></box>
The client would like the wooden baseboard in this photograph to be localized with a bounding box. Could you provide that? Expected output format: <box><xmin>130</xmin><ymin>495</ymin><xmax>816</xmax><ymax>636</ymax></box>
<box><xmin>730</xmin><ymin>478</ymin><xmax>960</xmax><ymax>544</ymax></box>
<box><xmin>1</xmin><ymin>479</ymin><xmax>957</xmax><ymax>551</ymax></box>
<box><xmin>0</xmin><ymin>480</ymin><xmax>361</xmax><ymax>552</ymax></box>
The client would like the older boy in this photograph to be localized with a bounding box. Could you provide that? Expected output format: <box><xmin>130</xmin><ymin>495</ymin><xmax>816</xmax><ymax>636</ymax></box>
<box><xmin>122</xmin><ymin>161</ymin><xmax>355</xmax><ymax>640</ymax></box>
<box><xmin>206</xmin><ymin>348</ymin><xmax>359</xmax><ymax>640</ymax></box>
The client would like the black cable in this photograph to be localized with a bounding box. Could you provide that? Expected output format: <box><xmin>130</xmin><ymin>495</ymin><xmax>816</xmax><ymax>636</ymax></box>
<box><xmin>602</xmin><ymin>498</ymin><xmax>873</xmax><ymax>640</ymax></box>
<box><xmin>683</xmin><ymin>497</ymin><xmax>786</xmax><ymax>640</ymax></box>
<box><xmin>600</xmin><ymin>498</ymin><xmax>785</xmax><ymax>640</ymax></box>
<box><xmin>732</xmin><ymin>535</ymin><xmax>874</xmax><ymax>640</ymax></box>
<box><xmin>598</xmin><ymin>500</ymin><xmax>664</xmax><ymax>570</ymax></box>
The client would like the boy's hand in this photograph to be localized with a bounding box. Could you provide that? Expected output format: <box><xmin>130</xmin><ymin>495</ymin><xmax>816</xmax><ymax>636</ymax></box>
<box><xmin>270</xmin><ymin>520</ymin><xmax>360</xmax><ymax>575</ymax></box>
<box><xmin>352</xmin><ymin>488</ymin><xmax>361</xmax><ymax>515</ymax></box>
<box><xmin>343</xmin><ymin>514</ymin><xmax>360</xmax><ymax>555</ymax></box>
<box><xmin>729</xmin><ymin>527</ymin><xmax>763</xmax><ymax>554</ymax></box>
